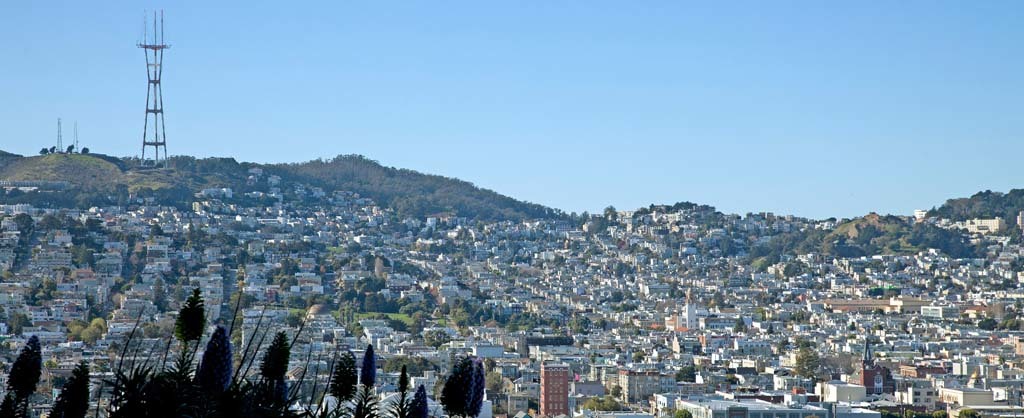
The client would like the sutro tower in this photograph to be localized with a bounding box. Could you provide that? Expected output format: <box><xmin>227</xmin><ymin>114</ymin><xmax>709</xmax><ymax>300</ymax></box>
<box><xmin>138</xmin><ymin>10</ymin><xmax>169</xmax><ymax>167</ymax></box>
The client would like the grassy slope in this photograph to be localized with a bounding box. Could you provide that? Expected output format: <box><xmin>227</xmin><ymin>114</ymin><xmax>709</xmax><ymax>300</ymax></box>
<box><xmin>0</xmin><ymin>154</ymin><xmax>125</xmax><ymax>188</ymax></box>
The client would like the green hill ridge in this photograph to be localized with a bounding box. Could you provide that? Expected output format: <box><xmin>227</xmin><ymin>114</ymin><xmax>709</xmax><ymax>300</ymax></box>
<box><xmin>0</xmin><ymin>151</ymin><xmax>562</xmax><ymax>221</ymax></box>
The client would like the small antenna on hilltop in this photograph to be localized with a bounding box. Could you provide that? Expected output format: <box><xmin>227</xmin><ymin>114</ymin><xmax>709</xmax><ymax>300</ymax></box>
<box><xmin>74</xmin><ymin>121</ymin><xmax>79</xmax><ymax>150</ymax></box>
<box><xmin>57</xmin><ymin>118</ymin><xmax>63</xmax><ymax>151</ymax></box>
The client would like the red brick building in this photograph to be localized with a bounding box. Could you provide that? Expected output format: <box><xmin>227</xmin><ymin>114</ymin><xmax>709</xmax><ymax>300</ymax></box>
<box><xmin>540</xmin><ymin>362</ymin><xmax>570</xmax><ymax>417</ymax></box>
<box><xmin>852</xmin><ymin>339</ymin><xmax>895</xmax><ymax>394</ymax></box>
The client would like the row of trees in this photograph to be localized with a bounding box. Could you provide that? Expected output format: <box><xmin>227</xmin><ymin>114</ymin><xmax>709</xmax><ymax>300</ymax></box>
<box><xmin>39</xmin><ymin>145</ymin><xmax>90</xmax><ymax>155</ymax></box>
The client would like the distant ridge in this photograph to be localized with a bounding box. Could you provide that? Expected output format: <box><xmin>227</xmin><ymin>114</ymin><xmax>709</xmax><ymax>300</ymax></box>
<box><xmin>0</xmin><ymin>151</ymin><xmax>564</xmax><ymax>221</ymax></box>
<box><xmin>2</xmin><ymin>148</ymin><xmax>1022</xmax><ymax>228</ymax></box>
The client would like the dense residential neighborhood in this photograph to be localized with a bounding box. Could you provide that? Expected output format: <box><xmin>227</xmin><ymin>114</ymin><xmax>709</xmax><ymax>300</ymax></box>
<box><xmin>2</xmin><ymin>170</ymin><xmax>1024</xmax><ymax>418</ymax></box>
<box><xmin>3</xmin><ymin>0</ymin><xmax>1021</xmax><ymax>416</ymax></box>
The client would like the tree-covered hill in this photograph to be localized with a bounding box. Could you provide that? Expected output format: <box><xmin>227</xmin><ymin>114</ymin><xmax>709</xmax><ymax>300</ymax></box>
<box><xmin>748</xmin><ymin>212</ymin><xmax>981</xmax><ymax>264</ymax></box>
<box><xmin>268</xmin><ymin>155</ymin><xmax>562</xmax><ymax>221</ymax></box>
<box><xmin>929</xmin><ymin>189</ymin><xmax>1024</xmax><ymax>222</ymax></box>
<box><xmin>0</xmin><ymin>151</ymin><xmax>563</xmax><ymax>222</ymax></box>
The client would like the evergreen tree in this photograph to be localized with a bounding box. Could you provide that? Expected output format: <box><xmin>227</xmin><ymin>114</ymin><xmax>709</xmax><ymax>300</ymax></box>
<box><xmin>175</xmin><ymin>288</ymin><xmax>206</xmax><ymax>343</ymax></box>
<box><xmin>410</xmin><ymin>385</ymin><xmax>429</xmax><ymax>418</ymax></box>
<box><xmin>441</xmin><ymin>356</ymin><xmax>472</xmax><ymax>418</ymax></box>
<box><xmin>440</xmin><ymin>356</ymin><xmax>485</xmax><ymax>418</ymax></box>
<box><xmin>467</xmin><ymin>358</ymin><xmax>485</xmax><ymax>418</ymax></box>
<box><xmin>330</xmin><ymin>350</ymin><xmax>358</xmax><ymax>401</ymax></box>
<box><xmin>152</xmin><ymin>278</ymin><xmax>167</xmax><ymax>312</ymax></box>
<box><xmin>0</xmin><ymin>336</ymin><xmax>42</xmax><ymax>418</ymax></box>
<box><xmin>794</xmin><ymin>346</ymin><xmax>821</xmax><ymax>379</ymax></box>
<box><xmin>49</xmin><ymin>362</ymin><xmax>90</xmax><ymax>418</ymax></box>
<box><xmin>260</xmin><ymin>332</ymin><xmax>291</xmax><ymax>405</ymax></box>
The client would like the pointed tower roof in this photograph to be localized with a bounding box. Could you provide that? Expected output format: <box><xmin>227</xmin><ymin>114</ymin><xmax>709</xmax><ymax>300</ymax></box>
<box><xmin>862</xmin><ymin>337</ymin><xmax>873</xmax><ymax>364</ymax></box>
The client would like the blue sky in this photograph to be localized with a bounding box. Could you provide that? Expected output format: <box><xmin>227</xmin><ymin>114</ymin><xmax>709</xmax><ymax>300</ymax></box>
<box><xmin>1</xmin><ymin>1</ymin><xmax>1022</xmax><ymax>219</ymax></box>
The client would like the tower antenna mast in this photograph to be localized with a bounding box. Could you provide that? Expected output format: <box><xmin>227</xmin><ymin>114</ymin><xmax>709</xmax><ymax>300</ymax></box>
<box><xmin>138</xmin><ymin>10</ymin><xmax>169</xmax><ymax>167</ymax></box>
<box><xmin>57</xmin><ymin>118</ymin><xmax>63</xmax><ymax>152</ymax></box>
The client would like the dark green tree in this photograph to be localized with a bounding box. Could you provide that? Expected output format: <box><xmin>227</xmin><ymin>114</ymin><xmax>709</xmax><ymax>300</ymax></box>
<box><xmin>330</xmin><ymin>350</ymin><xmax>358</xmax><ymax>402</ymax></box>
<box><xmin>733</xmin><ymin>318</ymin><xmax>747</xmax><ymax>333</ymax></box>
<box><xmin>174</xmin><ymin>289</ymin><xmax>206</xmax><ymax>343</ymax></box>
<box><xmin>260</xmin><ymin>332</ymin><xmax>291</xmax><ymax>405</ymax></box>
<box><xmin>441</xmin><ymin>356</ymin><xmax>485</xmax><ymax>418</ymax></box>
<box><xmin>675</xmin><ymin>366</ymin><xmax>696</xmax><ymax>383</ymax></box>
<box><xmin>6</xmin><ymin>313</ymin><xmax>30</xmax><ymax>336</ymax></box>
<box><xmin>49</xmin><ymin>362</ymin><xmax>90</xmax><ymax>418</ymax></box>
<box><xmin>794</xmin><ymin>346</ymin><xmax>820</xmax><ymax>378</ymax></box>
<box><xmin>0</xmin><ymin>336</ymin><xmax>42</xmax><ymax>418</ymax></box>
<box><xmin>152</xmin><ymin>278</ymin><xmax>167</xmax><ymax>312</ymax></box>
<box><xmin>467</xmin><ymin>358</ymin><xmax>484</xmax><ymax>418</ymax></box>
<box><xmin>410</xmin><ymin>385</ymin><xmax>429</xmax><ymax>418</ymax></box>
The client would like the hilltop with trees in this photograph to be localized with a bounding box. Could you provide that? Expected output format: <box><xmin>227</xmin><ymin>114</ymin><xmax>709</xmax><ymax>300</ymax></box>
<box><xmin>929</xmin><ymin>189</ymin><xmax>1024</xmax><ymax>224</ymax></box>
<box><xmin>0</xmin><ymin>150</ymin><xmax>563</xmax><ymax>222</ymax></box>
<box><xmin>748</xmin><ymin>212</ymin><xmax>982</xmax><ymax>267</ymax></box>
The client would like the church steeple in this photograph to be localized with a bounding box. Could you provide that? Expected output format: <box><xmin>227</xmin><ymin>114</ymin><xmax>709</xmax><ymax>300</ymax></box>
<box><xmin>857</xmin><ymin>337</ymin><xmax>892</xmax><ymax>395</ymax></box>
<box><xmin>862</xmin><ymin>337</ymin><xmax>873</xmax><ymax>364</ymax></box>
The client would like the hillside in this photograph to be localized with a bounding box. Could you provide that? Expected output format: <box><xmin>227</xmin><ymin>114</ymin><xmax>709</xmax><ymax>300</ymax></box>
<box><xmin>269</xmin><ymin>155</ymin><xmax>561</xmax><ymax>221</ymax></box>
<box><xmin>0</xmin><ymin>151</ymin><xmax>562</xmax><ymax>221</ymax></box>
<box><xmin>749</xmin><ymin>212</ymin><xmax>981</xmax><ymax>262</ymax></box>
<box><xmin>0</xmin><ymin>150</ymin><xmax>23</xmax><ymax>172</ymax></box>
<box><xmin>0</xmin><ymin>153</ymin><xmax>125</xmax><ymax>189</ymax></box>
